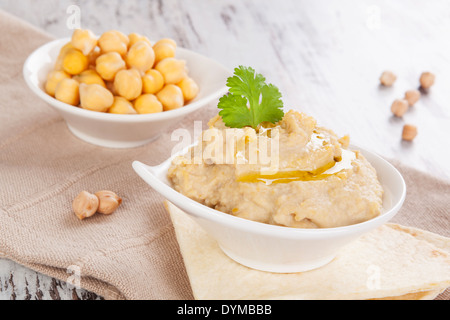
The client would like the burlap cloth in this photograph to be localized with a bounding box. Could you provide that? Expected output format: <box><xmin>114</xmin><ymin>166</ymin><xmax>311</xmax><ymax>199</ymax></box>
<box><xmin>0</xmin><ymin>10</ymin><xmax>448</xmax><ymax>300</ymax></box>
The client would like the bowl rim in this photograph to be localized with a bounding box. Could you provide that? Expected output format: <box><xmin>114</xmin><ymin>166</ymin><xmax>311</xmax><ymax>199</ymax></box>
<box><xmin>132</xmin><ymin>144</ymin><xmax>407</xmax><ymax>239</ymax></box>
<box><xmin>23</xmin><ymin>37</ymin><xmax>231</xmax><ymax>123</ymax></box>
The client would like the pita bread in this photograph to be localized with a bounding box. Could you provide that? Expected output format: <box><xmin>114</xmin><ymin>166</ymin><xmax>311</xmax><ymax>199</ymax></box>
<box><xmin>165</xmin><ymin>201</ymin><xmax>450</xmax><ymax>300</ymax></box>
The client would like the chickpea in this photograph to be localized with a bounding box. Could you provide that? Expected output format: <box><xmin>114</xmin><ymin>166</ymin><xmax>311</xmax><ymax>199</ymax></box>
<box><xmin>54</xmin><ymin>42</ymin><xmax>75</xmax><ymax>71</ymax></box>
<box><xmin>95</xmin><ymin>52</ymin><xmax>126</xmax><ymax>81</ymax></box>
<box><xmin>402</xmin><ymin>124</ymin><xmax>418</xmax><ymax>141</ymax></box>
<box><xmin>126</xmin><ymin>41</ymin><xmax>155</xmax><ymax>74</ymax></box>
<box><xmin>114</xmin><ymin>69</ymin><xmax>143</xmax><ymax>101</ymax></box>
<box><xmin>72</xmin><ymin>191</ymin><xmax>99</xmax><ymax>220</ymax></box>
<box><xmin>390</xmin><ymin>99</ymin><xmax>408</xmax><ymax>117</ymax></box>
<box><xmin>404</xmin><ymin>89</ymin><xmax>421</xmax><ymax>106</ymax></box>
<box><xmin>54</xmin><ymin>78</ymin><xmax>80</xmax><ymax>106</ymax></box>
<box><xmin>73</xmin><ymin>69</ymin><xmax>106</xmax><ymax>88</ymax></box>
<box><xmin>62</xmin><ymin>48</ymin><xmax>89</xmax><ymax>75</ymax></box>
<box><xmin>379</xmin><ymin>71</ymin><xmax>396</xmax><ymax>86</ymax></box>
<box><xmin>134</xmin><ymin>94</ymin><xmax>163</xmax><ymax>114</ymax></box>
<box><xmin>156</xmin><ymin>84</ymin><xmax>184</xmax><ymax>111</ymax></box>
<box><xmin>108</xmin><ymin>96</ymin><xmax>137</xmax><ymax>114</ymax></box>
<box><xmin>71</xmin><ymin>29</ymin><xmax>97</xmax><ymax>56</ymax></box>
<box><xmin>98</xmin><ymin>30</ymin><xmax>129</xmax><ymax>56</ymax></box>
<box><xmin>155</xmin><ymin>57</ymin><xmax>187</xmax><ymax>85</ymax></box>
<box><xmin>45</xmin><ymin>70</ymin><xmax>71</xmax><ymax>97</ymax></box>
<box><xmin>142</xmin><ymin>69</ymin><xmax>164</xmax><ymax>94</ymax></box>
<box><xmin>177</xmin><ymin>77</ymin><xmax>199</xmax><ymax>101</ymax></box>
<box><xmin>419</xmin><ymin>72</ymin><xmax>435</xmax><ymax>89</ymax></box>
<box><xmin>155</xmin><ymin>38</ymin><xmax>177</xmax><ymax>48</ymax></box>
<box><xmin>79</xmin><ymin>83</ymin><xmax>114</xmax><ymax>112</ymax></box>
<box><xmin>95</xmin><ymin>190</ymin><xmax>122</xmax><ymax>214</ymax></box>
<box><xmin>153</xmin><ymin>41</ymin><xmax>176</xmax><ymax>64</ymax></box>
<box><xmin>128</xmin><ymin>32</ymin><xmax>151</xmax><ymax>48</ymax></box>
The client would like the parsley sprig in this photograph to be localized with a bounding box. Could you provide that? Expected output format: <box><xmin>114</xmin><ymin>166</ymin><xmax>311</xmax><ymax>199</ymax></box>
<box><xmin>218</xmin><ymin>66</ymin><xmax>284</xmax><ymax>129</ymax></box>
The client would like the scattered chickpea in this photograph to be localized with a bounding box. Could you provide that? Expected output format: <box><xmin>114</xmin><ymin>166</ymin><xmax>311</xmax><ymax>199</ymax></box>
<box><xmin>177</xmin><ymin>77</ymin><xmax>199</xmax><ymax>101</ymax></box>
<box><xmin>55</xmin><ymin>78</ymin><xmax>80</xmax><ymax>106</ymax></box>
<box><xmin>79</xmin><ymin>83</ymin><xmax>114</xmax><ymax>112</ymax></box>
<box><xmin>62</xmin><ymin>48</ymin><xmax>89</xmax><ymax>75</ymax></box>
<box><xmin>95</xmin><ymin>52</ymin><xmax>126</xmax><ymax>81</ymax></box>
<box><xmin>390</xmin><ymin>99</ymin><xmax>408</xmax><ymax>117</ymax></box>
<box><xmin>155</xmin><ymin>57</ymin><xmax>187</xmax><ymax>84</ymax></box>
<box><xmin>72</xmin><ymin>191</ymin><xmax>99</xmax><ymax>220</ymax></box>
<box><xmin>134</xmin><ymin>94</ymin><xmax>163</xmax><ymax>114</ymax></box>
<box><xmin>379</xmin><ymin>71</ymin><xmax>396</xmax><ymax>86</ymax></box>
<box><xmin>45</xmin><ymin>70</ymin><xmax>71</xmax><ymax>97</ymax></box>
<box><xmin>114</xmin><ymin>68</ymin><xmax>143</xmax><ymax>101</ymax></box>
<box><xmin>402</xmin><ymin>124</ymin><xmax>418</xmax><ymax>141</ymax></box>
<box><xmin>142</xmin><ymin>69</ymin><xmax>164</xmax><ymax>94</ymax></box>
<box><xmin>71</xmin><ymin>29</ymin><xmax>98</xmax><ymax>56</ymax></box>
<box><xmin>419</xmin><ymin>72</ymin><xmax>435</xmax><ymax>89</ymax></box>
<box><xmin>126</xmin><ymin>41</ymin><xmax>155</xmax><ymax>74</ymax></box>
<box><xmin>404</xmin><ymin>89</ymin><xmax>420</xmax><ymax>106</ymax></box>
<box><xmin>108</xmin><ymin>96</ymin><xmax>137</xmax><ymax>114</ymax></box>
<box><xmin>156</xmin><ymin>84</ymin><xmax>184</xmax><ymax>111</ymax></box>
<box><xmin>95</xmin><ymin>190</ymin><xmax>122</xmax><ymax>215</ymax></box>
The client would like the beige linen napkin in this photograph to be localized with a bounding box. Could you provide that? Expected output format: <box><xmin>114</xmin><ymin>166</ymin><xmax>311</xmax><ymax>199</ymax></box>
<box><xmin>0</xmin><ymin>10</ymin><xmax>448</xmax><ymax>300</ymax></box>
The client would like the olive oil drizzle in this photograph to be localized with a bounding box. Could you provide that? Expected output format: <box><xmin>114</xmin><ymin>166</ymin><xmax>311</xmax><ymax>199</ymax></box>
<box><xmin>237</xmin><ymin>149</ymin><xmax>356</xmax><ymax>185</ymax></box>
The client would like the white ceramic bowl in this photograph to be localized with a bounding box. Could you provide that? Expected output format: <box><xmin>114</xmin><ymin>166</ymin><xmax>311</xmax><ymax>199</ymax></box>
<box><xmin>133</xmin><ymin>145</ymin><xmax>406</xmax><ymax>273</ymax></box>
<box><xmin>23</xmin><ymin>38</ymin><xmax>231</xmax><ymax>148</ymax></box>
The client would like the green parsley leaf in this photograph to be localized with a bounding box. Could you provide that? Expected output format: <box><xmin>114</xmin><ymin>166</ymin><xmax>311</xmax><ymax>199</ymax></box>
<box><xmin>218</xmin><ymin>66</ymin><xmax>284</xmax><ymax>129</ymax></box>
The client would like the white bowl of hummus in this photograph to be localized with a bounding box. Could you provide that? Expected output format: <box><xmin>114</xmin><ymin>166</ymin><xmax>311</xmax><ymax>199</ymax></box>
<box><xmin>133</xmin><ymin>111</ymin><xmax>406</xmax><ymax>273</ymax></box>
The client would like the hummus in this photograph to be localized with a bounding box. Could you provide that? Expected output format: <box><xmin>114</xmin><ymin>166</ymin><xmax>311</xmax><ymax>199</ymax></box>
<box><xmin>168</xmin><ymin>110</ymin><xmax>383</xmax><ymax>228</ymax></box>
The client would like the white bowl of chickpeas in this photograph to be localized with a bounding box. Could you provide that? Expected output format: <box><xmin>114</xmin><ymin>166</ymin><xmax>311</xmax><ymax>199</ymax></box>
<box><xmin>23</xmin><ymin>29</ymin><xmax>231</xmax><ymax>148</ymax></box>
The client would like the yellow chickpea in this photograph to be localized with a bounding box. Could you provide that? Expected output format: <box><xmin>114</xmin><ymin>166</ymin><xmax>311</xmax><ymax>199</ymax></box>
<box><xmin>79</xmin><ymin>83</ymin><xmax>114</xmax><ymax>112</ymax></box>
<box><xmin>71</xmin><ymin>29</ymin><xmax>97</xmax><ymax>55</ymax></box>
<box><xmin>95</xmin><ymin>52</ymin><xmax>126</xmax><ymax>81</ymax></box>
<box><xmin>155</xmin><ymin>38</ymin><xmax>176</xmax><ymax>48</ymax></box>
<box><xmin>45</xmin><ymin>70</ymin><xmax>71</xmax><ymax>97</ymax></box>
<box><xmin>114</xmin><ymin>69</ymin><xmax>143</xmax><ymax>101</ymax></box>
<box><xmin>73</xmin><ymin>69</ymin><xmax>106</xmax><ymax>88</ymax></box>
<box><xmin>153</xmin><ymin>42</ymin><xmax>176</xmax><ymax>64</ymax></box>
<box><xmin>128</xmin><ymin>32</ymin><xmax>151</xmax><ymax>48</ymax></box>
<box><xmin>126</xmin><ymin>41</ymin><xmax>155</xmax><ymax>74</ymax></box>
<box><xmin>98</xmin><ymin>30</ymin><xmax>129</xmax><ymax>56</ymax></box>
<box><xmin>108</xmin><ymin>96</ymin><xmax>137</xmax><ymax>114</ymax></box>
<box><xmin>54</xmin><ymin>78</ymin><xmax>80</xmax><ymax>106</ymax></box>
<box><xmin>142</xmin><ymin>69</ymin><xmax>164</xmax><ymax>94</ymax></box>
<box><xmin>62</xmin><ymin>48</ymin><xmax>89</xmax><ymax>75</ymax></box>
<box><xmin>155</xmin><ymin>57</ymin><xmax>187</xmax><ymax>84</ymax></box>
<box><xmin>156</xmin><ymin>84</ymin><xmax>184</xmax><ymax>111</ymax></box>
<box><xmin>54</xmin><ymin>42</ymin><xmax>75</xmax><ymax>71</ymax></box>
<box><xmin>134</xmin><ymin>94</ymin><xmax>163</xmax><ymax>114</ymax></box>
<box><xmin>177</xmin><ymin>77</ymin><xmax>199</xmax><ymax>101</ymax></box>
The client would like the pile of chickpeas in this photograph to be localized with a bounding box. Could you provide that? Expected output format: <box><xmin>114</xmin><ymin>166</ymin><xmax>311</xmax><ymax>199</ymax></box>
<box><xmin>45</xmin><ymin>29</ymin><xmax>199</xmax><ymax>114</ymax></box>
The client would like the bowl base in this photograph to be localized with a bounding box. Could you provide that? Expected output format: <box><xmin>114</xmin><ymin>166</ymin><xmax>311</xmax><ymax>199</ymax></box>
<box><xmin>219</xmin><ymin>245</ymin><xmax>336</xmax><ymax>273</ymax></box>
<box><xmin>67</xmin><ymin>125</ymin><xmax>160</xmax><ymax>149</ymax></box>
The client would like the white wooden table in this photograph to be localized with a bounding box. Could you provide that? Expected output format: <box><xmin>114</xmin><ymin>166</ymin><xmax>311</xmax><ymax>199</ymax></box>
<box><xmin>0</xmin><ymin>0</ymin><xmax>449</xmax><ymax>300</ymax></box>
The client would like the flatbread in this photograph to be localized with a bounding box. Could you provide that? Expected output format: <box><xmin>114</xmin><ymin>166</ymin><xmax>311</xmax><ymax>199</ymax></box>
<box><xmin>165</xmin><ymin>201</ymin><xmax>450</xmax><ymax>300</ymax></box>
